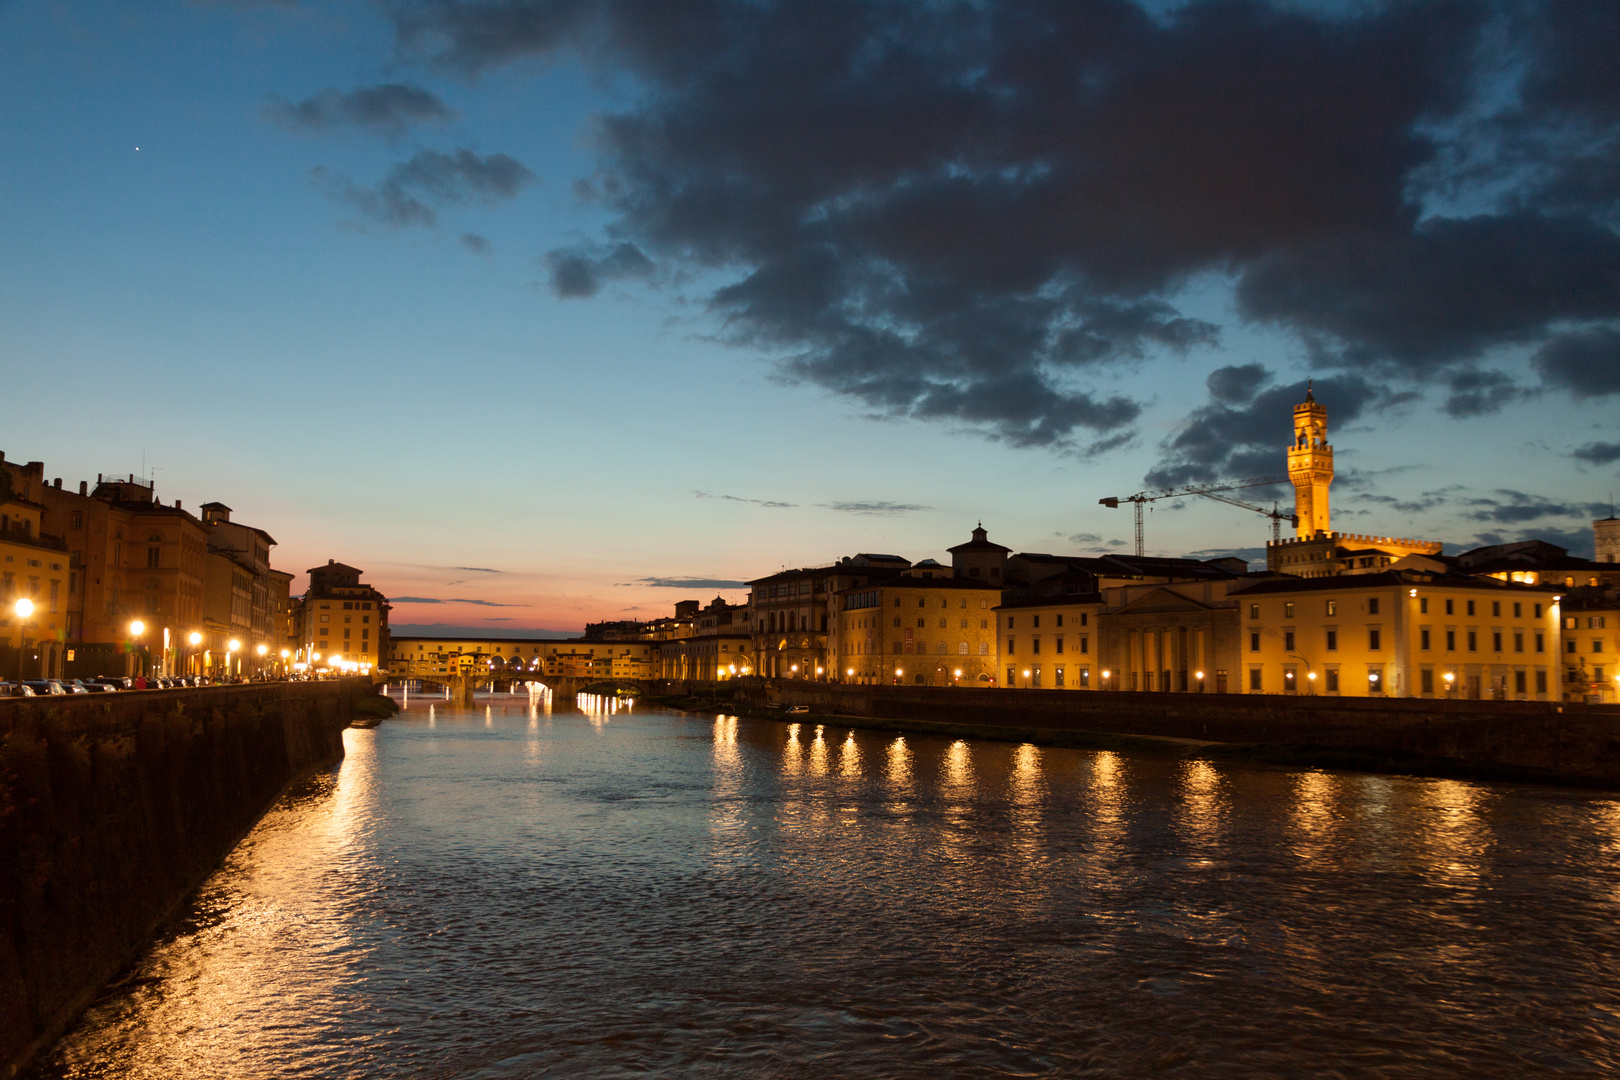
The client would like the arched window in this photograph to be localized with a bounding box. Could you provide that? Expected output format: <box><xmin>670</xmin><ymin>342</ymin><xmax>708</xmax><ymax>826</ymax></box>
<box><xmin>958</xmin><ymin>641</ymin><xmax>968</xmax><ymax>654</ymax></box>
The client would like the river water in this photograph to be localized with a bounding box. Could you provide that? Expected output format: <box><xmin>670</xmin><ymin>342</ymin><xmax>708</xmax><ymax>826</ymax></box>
<box><xmin>30</xmin><ymin>690</ymin><xmax>1620</xmax><ymax>1078</ymax></box>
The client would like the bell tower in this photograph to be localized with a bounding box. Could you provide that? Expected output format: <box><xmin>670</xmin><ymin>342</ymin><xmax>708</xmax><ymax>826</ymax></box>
<box><xmin>1287</xmin><ymin>384</ymin><xmax>1333</xmax><ymax>538</ymax></box>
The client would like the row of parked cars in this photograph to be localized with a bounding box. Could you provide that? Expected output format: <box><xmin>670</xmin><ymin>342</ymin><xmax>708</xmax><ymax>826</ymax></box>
<box><xmin>0</xmin><ymin>675</ymin><xmax>222</xmax><ymax>697</ymax></box>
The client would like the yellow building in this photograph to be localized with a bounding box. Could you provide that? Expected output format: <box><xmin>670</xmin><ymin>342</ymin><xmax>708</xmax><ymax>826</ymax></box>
<box><xmin>1267</xmin><ymin>389</ymin><xmax>1442</xmax><ymax>576</ymax></box>
<box><xmin>1233</xmin><ymin>570</ymin><xmax>1561</xmax><ymax>699</ymax></box>
<box><xmin>0</xmin><ymin>457</ymin><xmax>69</xmax><ymax>678</ymax></box>
<box><xmin>995</xmin><ymin>596</ymin><xmax>1105</xmax><ymax>689</ymax></box>
<box><xmin>1561</xmin><ymin>592</ymin><xmax>1620</xmax><ymax>703</ymax></box>
<box><xmin>295</xmin><ymin>560</ymin><xmax>390</xmax><ymax>671</ymax></box>
<box><xmin>829</xmin><ymin>574</ymin><xmax>1001</xmax><ymax>686</ymax></box>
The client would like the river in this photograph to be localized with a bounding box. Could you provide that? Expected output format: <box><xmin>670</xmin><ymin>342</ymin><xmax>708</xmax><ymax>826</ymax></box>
<box><xmin>29</xmin><ymin>689</ymin><xmax>1620</xmax><ymax>1078</ymax></box>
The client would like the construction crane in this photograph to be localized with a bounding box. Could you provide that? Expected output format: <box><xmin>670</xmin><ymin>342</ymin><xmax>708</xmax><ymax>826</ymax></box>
<box><xmin>1099</xmin><ymin>477</ymin><xmax>1293</xmax><ymax>556</ymax></box>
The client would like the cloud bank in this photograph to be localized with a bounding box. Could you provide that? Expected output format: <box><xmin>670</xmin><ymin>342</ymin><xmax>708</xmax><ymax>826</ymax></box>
<box><xmin>384</xmin><ymin>0</ymin><xmax>1620</xmax><ymax>465</ymax></box>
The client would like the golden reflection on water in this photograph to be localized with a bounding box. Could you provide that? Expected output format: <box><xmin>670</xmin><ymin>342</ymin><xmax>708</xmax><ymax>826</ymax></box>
<box><xmin>808</xmin><ymin>724</ymin><xmax>830</xmax><ymax>777</ymax></box>
<box><xmin>1423</xmin><ymin>779</ymin><xmax>1490</xmax><ymax>887</ymax></box>
<box><xmin>709</xmin><ymin>716</ymin><xmax>745</xmax><ymax>855</ymax></box>
<box><xmin>1178</xmin><ymin>759</ymin><xmax>1222</xmax><ymax>848</ymax></box>
<box><xmin>1090</xmin><ymin>751</ymin><xmax>1126</xmax><ymax>854</ymax></box>
<box><xmin>1290</xmin><ymin>770</ymin><xmax>1338</xmax><ymax>859</ymax></box>
<box><xmin>782</xmin><ymin>722</ymin><xmax>802</xmax><ymax>776</ymax></box>
<box><xmin>943</xmin><ymin>739</ymin><xmax>975</xmax><ymax>794</ymax></box>
<box><xmin>839</xmin><ymin>730</ymin><xmax>862</xmax><ymax>780</ymax></box>
<box><xmin>886</xmin><ymin>736</ymin><xmax>912</xmax><ymax>789</ymax></box>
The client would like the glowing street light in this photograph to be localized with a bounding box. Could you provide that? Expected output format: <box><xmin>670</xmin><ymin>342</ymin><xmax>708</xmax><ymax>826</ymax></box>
<box><xmin>13</xmin><ymin>598</ymin><xmax>34</xmax><ymax>682</ymax></box>
<box><xmin>129</xmin><ymin>620</ymin><xmax>145</xmax><ymax>637</ymax></box>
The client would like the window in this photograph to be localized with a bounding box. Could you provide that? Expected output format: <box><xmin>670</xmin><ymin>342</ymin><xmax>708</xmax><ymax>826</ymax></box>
<box><xmin>1081</xmin><ymin>613</ymin><xmax>1089</xmax><ymax>626</ymax></box>
<box><xmin>893</xmin><ymin>617</ymin><xmax>901</xmax><ymax>627</ymax></box>
<box><xmin>1249</xmin><ymin>604</ymin><xmax>1260</xmax><ymax>620</ymax></box>
<box><xmin>1032</xmin><ymin>638</ymin><xmax>1041</xmax><ymax>654</ymax></box>
<box><xmin>1593</xmin><ymin>617</ymin><xmax>1608</xmax><ymax>629</ymax></box>
<box><xmin>1080</xmin><ymin>668</ymin><xmax>1090</xmax><ymax>687</ymax></box>
<box><xmin>343</xmin><ymin>602</ymin><xmax>353</xmax><ymax>610</ymax></box>
<box><xmin>1515</xmin><ymin>670</ymin><xmax>1527</xmax><ymax>694</ymax></box>
<box><xmin>1250</xmin><ymin>631</ymin><xmax>1260</xmax><ymax>652</ymax></box>
<box><xmin>939</xmin><ymin>618</ymin><xmax>947</xmax><ymax>629</ymax></box>
<box><xmin>1007</xmin><ymin>667</ymin><xmax>1016</xmax><ymax>684</ymax></box>
<box><xmin>1421</xmin><ymin>669</ymin><xmax>1434</xmax><ymax>693</ymax></box>
<box><xmin>1597</xmin><ymin>640</ymin><xmax>1606</xmax><ymax>654</ymax></box>
<box><xmin>1466</xmin><ymin>600</ymin><xmax>1476</xmax><ymax>616</ymax></box>
<box><xmin>1468</xmin><ymin>631</ymin><xmax>1478</xmax><ymax>651</ymax></box>
<box><xmin>146</xmin><ymin>547</ymin><xmax>160</xmax><ymax>568</ymax></box>
<box><xmin>958</xmin><ymin>641</ymin><xmax>968</xmax><ymax>654</ymax></box>
<box><xmin>320</xmin><ymin>614</ymin><xmax>329</xmax><ymax>623</ymax></box>
<box><xmin>71</xmin><ymin>513</ymin><xmax>82</xmax><ymax>529</ymax></box>
<box><xmin>1326</xmin><ymin>630</ymin><xmax>1338</xmax><ymax>651</ymax></box>
<box><xmin>1445</xmin><ymin>599</ymin><xmax>1454</xmax><ymax>615</ymax></box>
<box><xmin>1419</xmin><ymin>598</ymin><xmax>1428</xmax><ymax>614</ymax></box>
<box><xmin>1056</xmin><ymin>614</ymin><xmax>1064</xmax><ymax>627</ymax></box>
<box><xmin>1534</xmin><ymin>603</ymin><xmax>1542</xmax><ymax>618</ymax></box>
<box><xmin>917</xmin><ymin>618</ymin><xmax>925</xmax><ymax>628</ymax></box>
<box><xmin>1513</xmin><ymin>602</ymin><xmax>1522</xmax><ymax>618</ymax></box>
<box><xmin>1007</xmin><ymin>638</ymin><xmax>1015</xmax><ymax>654</ymax></box>
<box><xmin>1493</xmin><ymin>631</ymin><xmax>1502</xmax><ymax>651</ymax></box>
<box><xmin>937</xmin><ymin>642</ymin><xmax>948</xmax><ymax>654</ymax></box>
<box><xmin>1055</xmin><ymin>666</ymin><xmax>1066</xmax><ymax>687</ymax></box>
<box><xmin>1420</xmin><ymin>629</ymin><xmax>1430</xmax><ymax>650</ymax></box>
<box><xmin>980</xmin><ymin>619</ymin><xmax>988</xmax><ymax>628</ymax></box>
<box><xmin>1492</xmin><ymin>601</ymin><xmax>1501</xmax><ymax>617</ymax></box>
<box><xmin>1284</xmin><ymin>602</ymin><xmax>1295</xmax><ymax>618</ymax></box>
<box><xmin>1368</xmin><ymin>598</ymin><xmax>1380</xmax><ymax>615</ymax></box>
<box><xmin>1446</xmin><ymin>630</ymin><xmax>1456</xmax><ymax>651</ymax></box>
<box><xmin>1327</xmin><ymin>600</ymin><xmax>1337</xmax><ymax>616</ymax></box>
<box><xmin>1514</xmin><ymin>632</ymin><xmax>1524</xmax><ymax>653</ymax></box>
<box><xmin>1284</xmin><ymin>631</ymin><xmax>1295</xmax><ymax>651</ymax></box>
<box><xmin>1326</xmin><ymin>669</ymin><xmax>1339</xmax><ymax>692</ymax></box>
<box><xmin>1369</xmin><ymin>629</ymin><xmax>1382</xmax><ymax>650</ymax></box>
<box><xmin>1568</xmin><ymin>639</ymin><xmax>1578</xmax><ymax>654</ymax></box>
<box><xmin>1249</xmin><ymin>668</ymin><xmax>1262</xmax><ymax>690</ymax></box>
<box><xmin>1080</xmin><ymin>636</ymin><xmax>1090</xmax><ymax>653</ymax></box>
<box><xmin>978</xmin><ymin>642</ymin><xmax>988</xmax><ymax>655</ymax></box>
<box><xmin>1056</xmin><ymin>637</ymin><xmax>1065</xmax><ymax>654</ymax></box>
<box><xmin>918</xmin><ymin>599</ymin><xmax>926</xmax><ymax>608</ymax></box>
<box><xmin>1033</xmin><ymin>615</ymin><xmax>1041</xmax><ymax>628</ymax></box>
<box><xmin>1536</xmin><ymin>670</ymin><xmax>1548</xmax><ymax>693</ymax></box>
<box><xmin>1007</xmin><ymin>616</ymin><xmax>1015</xmax><ymax>628</ymax></box>
<box><xmin>1536</xmin><ymin>633</ymin><xmax>1545</xmax><ymax>653</ymax></box>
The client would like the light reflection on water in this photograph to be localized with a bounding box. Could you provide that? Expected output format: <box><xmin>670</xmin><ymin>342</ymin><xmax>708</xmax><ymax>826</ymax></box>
<box><xmin>31</xmin><ymin>699</ymin><xmax>1620</xmax><ymax>1079</ymax></box>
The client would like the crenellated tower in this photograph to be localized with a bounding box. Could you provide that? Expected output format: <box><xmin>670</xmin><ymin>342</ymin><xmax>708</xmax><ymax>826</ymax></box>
<box><xmin>1287</xmin><ymin>385</ymin><xmax>1333</xmax><ymax>537</ymax></box>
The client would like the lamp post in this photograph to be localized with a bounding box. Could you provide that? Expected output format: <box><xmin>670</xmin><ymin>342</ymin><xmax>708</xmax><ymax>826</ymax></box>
<box><xmin>280</xmin><ymin>649</ymin><xmax>291</xmax><ymax>679</ymax></box>
<box><xmin>13</xmin><ymin>598</ymin><xmax>34</xmax><ymax>682</ymax></box>
<box><xmin>129</xmin><ymin>620</ymin><xmax>146</xmax><ymax>682</ymax></box>
<box><xmin>188</xmin><ymin>631</ymin><xmax>202</xmax><ymax>678</ymax></box>
<box><xmin>228</xmin><ymin>638</ymin><xmax>241</xmax><ymax>681</ymax></box>
<box><xmin>256</xmin><ymin>643</ymin><xmax>268</xmax><ymax>680</ymax></box>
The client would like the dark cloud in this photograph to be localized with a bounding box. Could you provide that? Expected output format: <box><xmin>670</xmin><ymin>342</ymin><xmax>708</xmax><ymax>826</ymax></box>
<box><xmin>1467</xmin><ymin>527</ymin><xmax>1596</xmax><ymax>559</ymax></box>
<box><xmin>1147</xmin><ymin>372</ymin><xmax>1404</xmax><ymax>488</ymax></box>
<box><xmin>1464</xmin><ymin>489</ymin><xmax>1610</xmax><ymax>524</ymax></box>
<box><xmin>818</xmin><ymin>500</ymin><xmax>931</xmax><ymax>516</ymax></box>
<box><xmin>626</xmin><ymin>577</ymin><xmax>749</xmax><ymax>589</ymax></box>
<box><xmin>315</xmin><ymin>148</ymin><xmax>534</xmax><ymax>227</ymax></box>
<box><xmin>1185</xmin><ymin>545</ymin><xmax>1267</xmax><ymax>569</ymax></box>
<box><xmin>1573</xmin><ymin>442</ymin><xmax>1620</xmax><ymax>465</ymax></box>
<box><xmin>1533</xmin><ymin>327</ymin><xmax>1620</xmax><ymax>396</ymax></box>
<box><xmin>461</xmin><ymin>232</ymin><xmax>493</xmax><ymax>255</ymax></box>
<box><xmin>1065</xmin><ymin>532</ymin><xmax>1127</xmax><ymax>549</ymax></box>
<box><xmin>544</xmin><ymin>241</ymin><xmax>654</xmax><ymax>297</ymax></box>
<box><xmin>393</xmin><ymin>595</ymin><xmax>519</xmax><ymax>606</ymax></box>
<box><xmin>384</xmin><ymin>0</ymin><xmax>1620</xmax><ymax>446</ymax></box>
<box><xmin>267</xmin><ymin>83</ymin><xmax>456</xmax><ymax>137</ymax></box>
<box><xmin>692</xmin><ymin>490</ymin><xmax>796</xmax><ymax>508</ymax></box>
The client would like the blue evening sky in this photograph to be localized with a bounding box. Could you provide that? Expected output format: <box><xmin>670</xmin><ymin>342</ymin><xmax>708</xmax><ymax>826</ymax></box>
<box><xmin>2</xmin><ymin>1</ymin><xmax>1613</xmax><ymax>632</ymax></box>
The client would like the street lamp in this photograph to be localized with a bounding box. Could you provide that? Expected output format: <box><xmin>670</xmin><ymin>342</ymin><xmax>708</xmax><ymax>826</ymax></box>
<box><xmin>228</xmin><ymin>638</ymin><xmax>241</xmax><ymax>679</ymax></box>
<box><xmin>129</xmin><ymin>620</ymin><xmax>147</xmax><ymax>680</ymax></box>
<box><xmin>256</xmin><ymin>643</ymin><xmax>268</xmax><ymax>678</ymax></box>
<box><xmin>188</xmin><ymin>631</ymin><xmax>202</xmax><ymax>678</ymax></box>
<box><xmin>13</xmin><ymin>598</ymin><xmax>34</xmax><ymax>682</ymax></box>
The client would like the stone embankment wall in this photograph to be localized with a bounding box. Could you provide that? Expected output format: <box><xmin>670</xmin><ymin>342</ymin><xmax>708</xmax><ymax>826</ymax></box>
<box><xmin>656</xmin><ymin>679</ymin><xmax>1620</xmax><ymax>786</ymax></box>
<box><xmin>0</xmin><ymin>679</ymin><xmax>364</xmax><ymax>1077</ymax></box>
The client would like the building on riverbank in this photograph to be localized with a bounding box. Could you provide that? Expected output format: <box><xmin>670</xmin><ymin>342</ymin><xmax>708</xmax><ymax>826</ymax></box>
<box><xmin>293</xmin><ymin>560</ymin><xmax>390</xmax><ymax>671</ymax></box>
<box><xmin>1231</xmin><ymin>569</ymin><xmax>1562</xmax><ymax>700</ymax></box>
<box><xmin>829</xmin><ymin>571</ymin><xmax>1001</xmax><ymax>686</ymax></box>
<box><xmin>1559</xmin><ymin>587</ymin><xmax>1620</xmax><ymax>703</ymax></box>
<box><xmin>0</xmin><ymin>457</ymin><xmax>69</xmax><ymax>678</ymax></box>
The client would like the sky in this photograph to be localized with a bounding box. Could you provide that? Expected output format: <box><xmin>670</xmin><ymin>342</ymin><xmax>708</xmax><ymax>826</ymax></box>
<box><xmin>1</xmin><ymin>0</ymin><xmax>1616</xmax><ymax>636</ymax></box>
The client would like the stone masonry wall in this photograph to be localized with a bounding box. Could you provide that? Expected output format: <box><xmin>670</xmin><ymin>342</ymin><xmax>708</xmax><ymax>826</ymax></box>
<box><xmin>657</xmin><ymin>679</ymin><xmax>1620</xmax><ymax>786</ymax></box>
<box><xmin>0</xmin><ymin>680</ymin><xmax>361</xmax><ymax>1077</ymax></box>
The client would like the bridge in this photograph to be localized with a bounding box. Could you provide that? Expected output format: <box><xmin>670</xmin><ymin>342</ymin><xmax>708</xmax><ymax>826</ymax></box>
<box><xmin>390</xmin><ymin>673</ymin><xmax>650</xmax><ymax>705</ymax></box>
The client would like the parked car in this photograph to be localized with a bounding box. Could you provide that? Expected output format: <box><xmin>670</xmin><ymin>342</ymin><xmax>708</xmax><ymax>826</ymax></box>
<box><xmin>0</xmin><ymin>681</ymin><xmax>36</xmax><ymax>697</ymax></box>
<box><xmin>81</xmin><ymin>681</ymin><xmax>117</xmax><ymax>693</ymax></box>
<box><xmin>88</xmin><ymin>677</ymin><xmax>127</xmax><ymax>691</ymax></box>
<box><xmin>22</xmin><ymin>680</ymin><xmax>66</xmax><ymax>696</ymax></box>
<box><xmin>62</xmin><ymin>680</ymin><xmax>89</xmax><ymax>694</ymax></box>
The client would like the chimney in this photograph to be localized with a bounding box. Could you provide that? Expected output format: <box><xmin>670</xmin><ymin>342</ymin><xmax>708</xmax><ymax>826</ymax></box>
<box><xmin>78</xmin><ymin>481</ymin><xmax>87</xmax><ymax>496</ymax></box>
<box><xmin>175</xmin><ymin>500</ymin><xmax>182</xmax><ymax>510</ymax></box>
<box><xmin>53</xmin><ymin>478</ymin><xmax>61</xmax><ymax>488</ymax></box>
